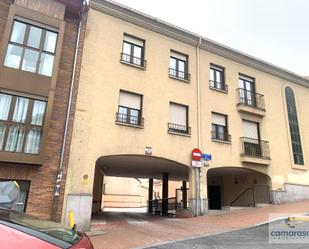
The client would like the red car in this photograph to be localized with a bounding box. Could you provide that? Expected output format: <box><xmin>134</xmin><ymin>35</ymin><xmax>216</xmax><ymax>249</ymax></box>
<box><xmin>0</xmin><ymin>207</ymin><xmax>94</xmax><ymax>249</ymax></box>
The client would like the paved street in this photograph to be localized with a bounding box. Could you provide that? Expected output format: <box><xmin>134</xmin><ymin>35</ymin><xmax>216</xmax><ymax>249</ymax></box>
<box><xmin>146</xmin><ymin>220</ymin><xmax>309</xmax><ymax>249</ymax></box>
<box><xmin>89</xmin><ymin>200</ymin><xmax>309</xmax><ymax>249</ymax></box>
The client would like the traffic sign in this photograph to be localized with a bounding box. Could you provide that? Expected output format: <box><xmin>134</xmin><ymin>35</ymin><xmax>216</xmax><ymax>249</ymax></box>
<box><xmin>192</xmin><ymin>160</ymin><xmax>202</xmax><ymax>167</ymax></box>
<box><xmin>192</xmin><ymin>148</ymin><xmax>202</xmax><ymax>161</ymax></box>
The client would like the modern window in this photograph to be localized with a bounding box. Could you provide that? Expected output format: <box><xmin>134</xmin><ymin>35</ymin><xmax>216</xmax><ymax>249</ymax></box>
<box><xmin>238</xmin><ymin>75</ymin><xmax>256</xmax><ymax>106</ymax></box>
<box><xmin>242</xmin><ymin>120</ymin><xmax>261</xmax><ymax>156</ymax></box>
<box><xmin>285</xmin><ymin>87</ymin><xmax>304</xmax><ymax>165</ymax></box>
<box><xmin>168</xmin><ymin>102</ymin><xmax>190</xmax><ymax>134</ymax></box>
<box><xmin>211</xmin><ymin>112</ymin><xmax>229</xmax><ymax>141</ymax></box>
<box><xmin>169</xmin><ymin>51</ymin><xmax>190</xmax><ymax>81</ymax></box>
<box><xmin>4</xmin><ymin>18</ymin><xmax>58</xmax><ymax>77</ymax></box>
<box><xmin>121</xmin><ymin>34</ymin><xmax>146</xmax><ymax>67</ymax></box>
<box><xmin>209</xmin><ymin>64</ymin><xmax>227</xmax><ymax>91</ymax></box>
<box><xmin>116</xmin><ymin>91</ymin><xmax>143</xmax><ymax>126</ymax></box>
<box><xmin>241</xmin><ymin>120</ymin><xmax>271</xmax><ymax>158</ymax></box>
<box><xmin>0</xmin><ymin>92</ymin><xmax>46</xmax><ymax>154</ymax></box>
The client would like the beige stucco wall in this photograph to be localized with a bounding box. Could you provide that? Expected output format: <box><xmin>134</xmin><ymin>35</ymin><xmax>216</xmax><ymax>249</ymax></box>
<box><xmin>63</xmin><ymin>7</ymin><xmax>309</xmax><ymax>219</ymax></box>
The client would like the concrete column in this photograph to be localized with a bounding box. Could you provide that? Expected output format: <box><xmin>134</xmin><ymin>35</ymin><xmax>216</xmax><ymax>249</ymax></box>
<box><xmin>162</xmin><ymin>173</ymin><xmax>169</xmax><ymax>216</ymax></box>
<box><xmin>200</xmin><ymin>166</ymin><xmax>209</xmax><ymax>215</ymax></box>
<box><xmin>92</xmin><ymin>168</ymin><xmax>103</xmax><ymax>213</ymax></box>
<box><xmin>182</xmin><ymin>181</ymin><xmax>187</xmax><ymax>209</ymax></box>
<box><xmin>148</xmin><ymin>178</ymin><xmax>153</xmax><ymax>213</ymax></box>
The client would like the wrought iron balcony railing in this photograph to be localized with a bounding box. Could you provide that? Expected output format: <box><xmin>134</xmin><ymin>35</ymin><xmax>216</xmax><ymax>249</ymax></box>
<box><xmin>168</xmin><ymin>123</ymin><xmax>191</xmax><ymax>135</ymax></box>
<box><xmin>120</xmin><ymin>53</ymin><xmax>146</xmax><ymax>68</ymax></box>
<box><xmin>211</xmin><ymin>131</ymin><xmax>231</xmax><ymax>142</ymax></box>
<box><xmin>116</xmin><ymin>112</ymin><xmax>144</xmax><ymax>127</ymax></box>
<box><xmin>240</xmin><ymin>137</ymin><xmax>270</xmax><ymax>159</ymax></box>
<box><xmin>209</xmin><ymin>80</ymin><xmax>228</xmax><ymax>92</ymax></box>
<box><xmin>169</xmin><ymin>68</ymin><xmax>191</xmax><ymax>81</ymax></box>
<box><xmin>237</xmin><ymin>88</ymin><xmax>265</xmax><ymax>110</ymax></box>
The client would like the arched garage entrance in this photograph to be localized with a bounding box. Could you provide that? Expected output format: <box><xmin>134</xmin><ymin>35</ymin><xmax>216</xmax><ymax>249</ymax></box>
<box><xmin>92</xmin><ymin>155</ymin><xmax>190</xmax><ymax>217</ymax></box>
<box><xmin>207</xmin><ymin>167</ymin><xmax>271</xmax><ymax>210</ymax></box>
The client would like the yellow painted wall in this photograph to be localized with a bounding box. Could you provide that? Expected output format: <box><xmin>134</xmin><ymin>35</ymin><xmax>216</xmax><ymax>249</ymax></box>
<box><xmin>63</xmin><ymin>7</ymin><xmax>309</xmax><ymax>218</ymax></box>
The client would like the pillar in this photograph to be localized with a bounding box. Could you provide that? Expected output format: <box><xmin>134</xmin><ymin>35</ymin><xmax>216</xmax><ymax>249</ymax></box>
<box><xmin>148</xmin><ymin>178</ymin><xmax>153</xmax><ymax>213</ymax></box>
<box><xmin>92</xmin><ymin>168</ymin><xmax>103</xmax><ymax>213</ymax></box>
<box><xmin>182</xmin><ymin>181</ymin><xmax>187</xmax><ymax>209</ymax></box>
<box><xmin>162</xmin><ymin>172</ymin><xmax>169</xmax><ymax>216</ymax></box>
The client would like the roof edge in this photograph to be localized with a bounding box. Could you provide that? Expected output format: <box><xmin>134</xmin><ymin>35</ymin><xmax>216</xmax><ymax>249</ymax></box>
<box><xmin>90</xmin><ymin>0</ymin><xmax>309</xmax><ymax>88</ymax></box>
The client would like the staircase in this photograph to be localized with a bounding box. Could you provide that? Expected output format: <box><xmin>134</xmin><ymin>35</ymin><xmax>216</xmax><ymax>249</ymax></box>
<box><xmin>230</xmin><ymin>185</ymin><xmax>271</xmax><ymax>207</ymax></box>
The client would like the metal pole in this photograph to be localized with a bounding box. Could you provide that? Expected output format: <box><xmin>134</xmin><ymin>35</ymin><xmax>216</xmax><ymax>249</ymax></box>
<box><xmin>195</xmin><ymin>167</ymin><xmax>200</xmax><ymax>216</ymax></box>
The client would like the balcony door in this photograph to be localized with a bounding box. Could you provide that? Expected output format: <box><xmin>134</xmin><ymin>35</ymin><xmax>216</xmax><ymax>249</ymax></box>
<box><xmin>242</xmin><ymin>120</ymin><xmax>261</xmax><ymax>157</ymax></box>
<box><xmin>239</xmin><ymin>76</ymin><xmax>256</xmax><ymax>106</ymax></box>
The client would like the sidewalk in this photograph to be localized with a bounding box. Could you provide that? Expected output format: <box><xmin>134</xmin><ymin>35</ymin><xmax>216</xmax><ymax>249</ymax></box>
<box><xmin>89</xmin><ymin>200</ymin><xmax>309</xmax><ymax>249</ymax></box>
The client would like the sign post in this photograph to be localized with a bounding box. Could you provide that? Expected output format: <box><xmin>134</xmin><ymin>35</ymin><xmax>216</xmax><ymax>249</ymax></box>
<box><xmin>191</xmin><ymin>148</ymin><xmax>202</xmax><ymax>216</ymax></box>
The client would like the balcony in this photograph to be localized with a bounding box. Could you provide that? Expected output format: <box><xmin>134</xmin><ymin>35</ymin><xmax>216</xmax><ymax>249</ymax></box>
<box><xmin>120</xmin><ymin>53</ymin><xmax>146</xmax><ymax>69</ymax></box>
<box><xmin>209</xmin><ymin>80</ymin><xmax>228</xmax><ymax>93</ymax></box>
<box><xmin>168</xmin><ymin>123</ymin><xmax>191</xmax><ymax>136</ymax></box>
<box><xmin>169</xmin><ymin>68</ymin><xmax>191</xmax><ymax>82</ymax></box>
<box><xmin>211</xmin><ymin>131</ymin><xmax>231</xmax><ymax>143</ymax></box>
<box><xmin>240</xmin><ymin>137</ymin><xmax>271</xmax><ymax>165</ymax></box>
<box><xmin>236</xmin><ymin>88</ymin><xmax>266</xmax><ymax>117</ymax></box>
<box><xmin>116</xmin><ymin>112</ymin><xmax>144</xmax><ymax>128</ymax></box>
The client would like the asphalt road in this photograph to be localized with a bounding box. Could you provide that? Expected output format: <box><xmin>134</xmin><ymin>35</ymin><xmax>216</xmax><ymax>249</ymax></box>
<box><xmin>146</xmin><ymin>219</ymin><xmax>309</xmax><ymax>249</ymax></box>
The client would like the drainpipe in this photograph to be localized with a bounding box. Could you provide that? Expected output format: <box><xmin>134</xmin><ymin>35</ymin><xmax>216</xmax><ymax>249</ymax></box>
<box><xmin>51</xmin><ymin>0</ymin><xmax>87</xmax><ymax>220</ymax></box>
<box><xmin>195</xmin><ymin>36</ymin><xmax>202</xmax><ymax>216</ymax></box>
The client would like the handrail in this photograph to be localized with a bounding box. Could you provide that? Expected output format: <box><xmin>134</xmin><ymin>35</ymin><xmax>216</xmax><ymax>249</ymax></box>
<box><xmin>230</xmin><ymin>187</ymin><xmax>253</xmax><ymax>207</ymax></box>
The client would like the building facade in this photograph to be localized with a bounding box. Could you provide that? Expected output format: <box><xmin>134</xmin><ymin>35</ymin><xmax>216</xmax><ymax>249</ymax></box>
<box><xmin>62</xmin><ymin>0</ymin><xmax>309</xmax><ymax>231</ymax></box>
<box><xmin>0</xmin><ymin>0</ymin><xmax>86</xmax><ymax>221</ymax></box>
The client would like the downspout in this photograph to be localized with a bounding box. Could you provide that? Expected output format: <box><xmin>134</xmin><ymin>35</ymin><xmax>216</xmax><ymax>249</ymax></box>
<box><xmin>195</xmin><ymin>36</ymin><xmax>202</xmax><ymax>216</ymax></box>
<box><xmin>197</xmin><ymin>36</ymin><xmax>202</xmax><ymax>149</ymax></box>
<box><xmin>52</xmin><ymin>0</ymin><xmax>87</xmax><ymax>220</ymax></box>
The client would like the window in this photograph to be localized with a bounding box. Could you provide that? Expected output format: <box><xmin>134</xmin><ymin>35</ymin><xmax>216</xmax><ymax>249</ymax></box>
<box><xmin>4</xmin><ymin>19</ymin><xmax>58</xmax><ymax>77</ymax></box>
<box><xmin>211</xmin><ymin>113</ymin><xmax>229</xmax><ymax>141</ymax></box>
<box><xmin>285</xmin><ymin>87</ymin><xmax>304</xmax><ymax>165</ymax></box>
<box><xmin>0</xmin><ymin>92</ymin><xmax>46</xmax><ymax>154</ymax></box>
<box><xmin>116</xmin><ymin>91</ymin><xmax>143</xmax><ymax>126</ymax></box>
<box><xmin>238</xmin><ymin>75</ymin><xmax>256</xmax><ymax>106</ymax></box>
<box><xmin>168</xmin><ymin>102</ymin><xmax>190</xmax><ymax>134</ymax></box>
<box><xmin>169</xmin><ymin>51</ymin><xmax>190</xmax><ymax>81</ymax></box>
<box><xmin>242</xmin><ymin>120</ymin><xmax>261</xmax><ymax>157</ymax></box>
<box><xmin>209</xmin><ymin>65</ymin><xmax>227</xmax><ymax>91</ymax></box>
<box><xmin>120</xmin><ymin>34</ymin><xmax>146</xmax><ymax>67</ymax></box>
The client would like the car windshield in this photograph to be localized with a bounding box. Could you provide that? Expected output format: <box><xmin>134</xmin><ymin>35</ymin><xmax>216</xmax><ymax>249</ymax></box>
<box><xmin>0</xmin><ymin>208</ymin><xmax>81</xmax><ymax>245</ymax></box>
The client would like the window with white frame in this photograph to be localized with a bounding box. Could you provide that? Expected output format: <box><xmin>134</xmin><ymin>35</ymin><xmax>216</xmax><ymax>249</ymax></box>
<box><xmin>4</xmin><ymin>18</ymin><xmax>58</xmax><ymax>77</ymax></box>
<box><xmin>117</xmin><ymin>91</ymin><xmax>143</xmax><ymax>126</ymax></box>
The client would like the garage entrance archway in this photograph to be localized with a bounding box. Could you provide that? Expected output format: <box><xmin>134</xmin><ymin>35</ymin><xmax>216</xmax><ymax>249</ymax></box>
<box><xmin>92</xmin><ymin>155</ymin><xmax>190</xmax><ymax>217</ymax></box>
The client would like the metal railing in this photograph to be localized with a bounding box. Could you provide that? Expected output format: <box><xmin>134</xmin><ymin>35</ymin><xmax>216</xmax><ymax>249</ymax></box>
<box><xmin>237</xmin><ymin>88</ymin><xmax>265</xmax><ymax>110</ymax></box>
<box><xmin>168</xmin><ymin>123</ymin><xmax>191</xmax><ymax>135</ymax></box>
<box><xmin>211</xmin><ymin>131</ymin><xmax>231</xmax><ymax>142</ymax></box>
<box><xmin>120</xmin><ymin>53</ymin><xmax>146</xmax><ymax>68</ymax></box>
<box><xmin>169</xmin><ymin>68</ymin><xmax>191</xmax><ymax>81</ymax></box>
<box><xmin>240</xmin><ymin>137</ymin><xmax>270</xmax><ymax>159</ymax></box>
<box><xmin>209</xmin><ymin>80</ymin><xmax>228</xmax><ymax>92</ymax></box>
<box><xmin>116</xmin><ymin>112</ymin><xmax>144</xmax><ymax>126</ymax></box>
<box><xmin>230</xmin><ymin>185</ymin><xmax>271</xmax><ymax>207</ymax></box>
<box><xmin>150</xmin><ymin>197</ymin><xmax>178</xmax><ymax>215</ymax></box>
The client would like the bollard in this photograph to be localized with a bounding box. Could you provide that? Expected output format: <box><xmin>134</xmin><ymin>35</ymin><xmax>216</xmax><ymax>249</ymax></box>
<box><xmin>68</xmin><ymin>210</ymin><xmax>75</xmax><ymax>228</ymax></box>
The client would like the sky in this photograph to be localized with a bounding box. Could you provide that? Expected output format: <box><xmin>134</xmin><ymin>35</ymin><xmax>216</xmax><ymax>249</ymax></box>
<box><xmin>112</xmin><ymin>0</ymin><xmax>309</xmax><ymax>77</ymax></box>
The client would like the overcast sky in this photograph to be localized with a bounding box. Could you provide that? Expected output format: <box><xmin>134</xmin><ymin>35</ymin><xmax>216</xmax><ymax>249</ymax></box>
<box><xmin>112</xmin><ymin>0</ymin><xmax>309</xmax><ymax>76</ymax></box>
